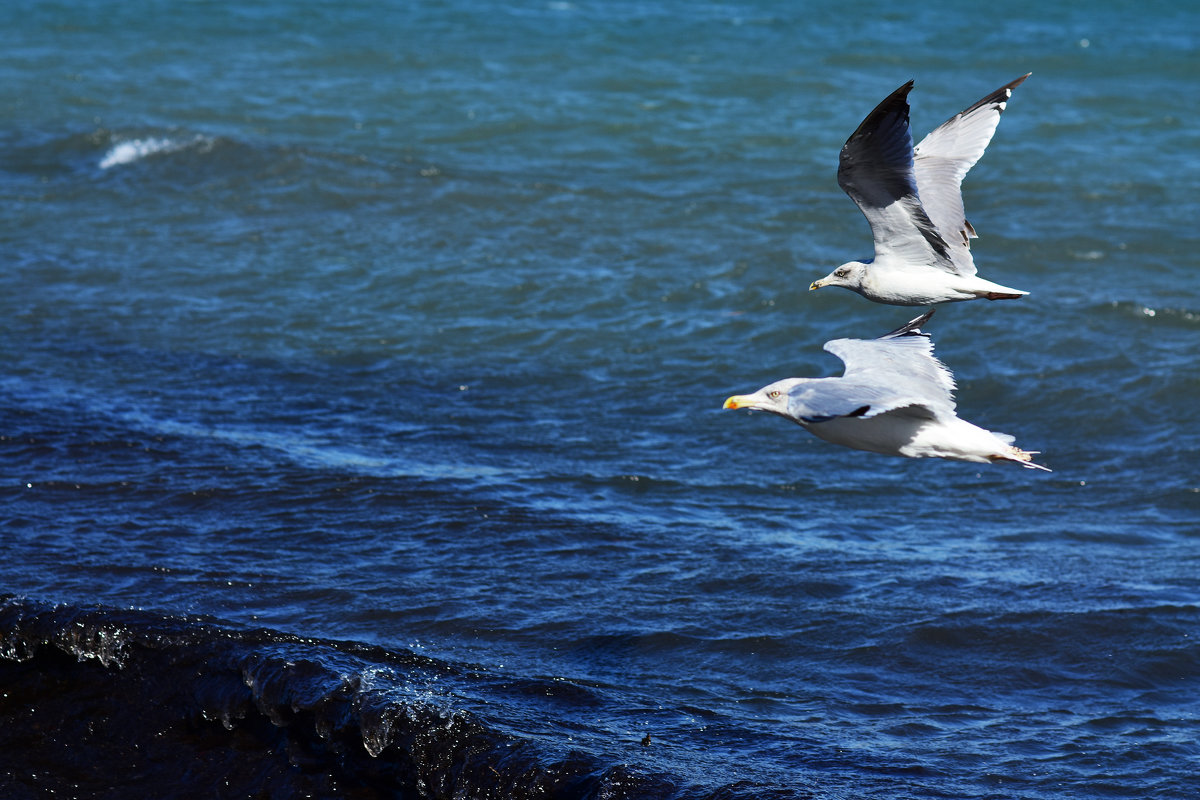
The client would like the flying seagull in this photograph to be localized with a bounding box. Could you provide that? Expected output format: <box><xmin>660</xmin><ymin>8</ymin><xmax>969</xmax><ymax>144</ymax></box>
<box><xmin>723</xmin><ymin>310</ymin><xmax>1049</xmax><ymax>470</ymax></box>
<box><xmin>809</xmin><ymin>74</ymin><xmax>1031</xmax><ymax>306</ymax></box>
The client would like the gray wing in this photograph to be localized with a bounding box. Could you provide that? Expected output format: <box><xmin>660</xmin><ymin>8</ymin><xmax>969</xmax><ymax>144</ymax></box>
<box><xmin>784</xmin><ymin>374</ymin><xmax>942</xmax><ymax>424</ymax></box>
<box><xmin>815</xmin><ymin>313</ymin><xmax>957</xmax><ymax>419</ymax></box>
<box><xmin>913</xmin><ymin>73</ymin><xmax>1031</xmax><ymax>276</ymax></box>
<box><xmin>837</xmin><ymin>81</ymin><xmax>955</xmax><ymax>272</ymax></box>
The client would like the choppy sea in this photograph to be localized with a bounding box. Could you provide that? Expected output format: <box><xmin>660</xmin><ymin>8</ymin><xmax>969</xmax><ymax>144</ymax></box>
<box><xmin>3</xmin><ymin>1</ymin><xmax>1198</xmax><ymax>797</ymax></box>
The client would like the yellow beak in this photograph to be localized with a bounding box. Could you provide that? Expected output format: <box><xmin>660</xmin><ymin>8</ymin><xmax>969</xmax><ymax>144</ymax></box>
<box><xmin>808</xmin><ymin>279</ymin><xmax>825</xmax><ymax>291</ymax></box>
<box><xmin>723</xmin><ymin>395</ymin><xmax>751</xmax><ymax>410</ymax></box>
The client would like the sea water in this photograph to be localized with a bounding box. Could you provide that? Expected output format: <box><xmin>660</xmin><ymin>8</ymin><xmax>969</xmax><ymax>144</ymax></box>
<box><xmin>2</xmin><ymin>1</ymin><xmax>1198</xmax><ymax>797</ymax></box>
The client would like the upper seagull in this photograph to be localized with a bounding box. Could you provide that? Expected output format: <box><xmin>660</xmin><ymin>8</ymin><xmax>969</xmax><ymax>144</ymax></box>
<box><xmin>723</xmin><ymin>310</ymin><xmax>1049</xmax><ymax>470</ymax></box>
<box><xmin>809</xmin><ymin>74</ymin><xmax>1031</xmax><ymax>306</ymax></box>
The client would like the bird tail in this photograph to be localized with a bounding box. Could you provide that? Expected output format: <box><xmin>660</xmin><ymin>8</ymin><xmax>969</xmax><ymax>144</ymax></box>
<box><xmin>992</xmin><ymin>445</ymin><xmax>1051</xmax><ymax>472</ymax></box>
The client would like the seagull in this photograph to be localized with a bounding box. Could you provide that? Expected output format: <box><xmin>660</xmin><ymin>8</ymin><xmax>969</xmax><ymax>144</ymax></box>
<box><xmin>723</xmin><ymin>310</ymin><xmax>1049</xmax><ymax>470</ymax></box>
<box><xmin>809</xmin><ymin>74</ymin><xmax>1031</xmax><ymax>306</ymax></box>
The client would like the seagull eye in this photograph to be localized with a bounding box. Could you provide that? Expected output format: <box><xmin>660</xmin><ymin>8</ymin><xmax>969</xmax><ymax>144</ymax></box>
<box><xmin>768</xmin><ymin>390</ymin><xmax>782</xmax><ymax>400</ymax></box>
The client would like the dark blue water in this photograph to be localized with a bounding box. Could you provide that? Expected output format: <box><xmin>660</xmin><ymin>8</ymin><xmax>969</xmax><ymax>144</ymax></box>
<box><xmin>3</xmin><ymin>1</ymin><xmax>1199</xmax><ymax>797</ymax></box>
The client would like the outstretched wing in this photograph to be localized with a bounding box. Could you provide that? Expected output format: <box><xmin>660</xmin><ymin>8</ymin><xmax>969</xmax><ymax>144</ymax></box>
<box><xmin>784</xmin><ymin>374</ymin><xmax>940</xmax><ymax>424</ymax></box>
<box><xmin>817</xmin><ymin>311</ymin><xmax>957</xmax><ymax>418</ymax></box>
<box><xmin>913</xmin><ymin>73</ymin><xmax>1031</xmax><ymax>276</ymax></box>
<box><xmin>837</xmin><ymin>81</ymin><xmax>955</xmax><ymax>273</ymax></box>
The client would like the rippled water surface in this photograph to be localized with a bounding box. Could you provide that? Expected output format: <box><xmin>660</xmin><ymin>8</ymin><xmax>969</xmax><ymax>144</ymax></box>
<box><xmin>2</xmin><ymin>1</ymin><xmax>1199</xmax><ymax>797</ymax></box>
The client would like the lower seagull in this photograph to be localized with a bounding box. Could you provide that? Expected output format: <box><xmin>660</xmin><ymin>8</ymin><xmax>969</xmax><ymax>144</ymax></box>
<box><xmin>723</xmin><ymin>310</ymin><xmax>1049</xmax><ymax>470</ymax></box>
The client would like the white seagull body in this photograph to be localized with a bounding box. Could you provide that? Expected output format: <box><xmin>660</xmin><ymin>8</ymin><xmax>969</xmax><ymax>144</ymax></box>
<box><xmin>723</xmin><ymin>310</ymin><xmax>1049</xmax><ymax>470</ymax></box>
<box><xmin>810</xmin><ymin>75</ymin><xmax>1031</xmax><ymax>306</ymax></box>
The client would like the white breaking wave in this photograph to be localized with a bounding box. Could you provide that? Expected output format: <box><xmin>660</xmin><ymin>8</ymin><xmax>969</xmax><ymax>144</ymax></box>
<box><xmin>98</xmin><ymin>135</ymin><xmax>209</xmax><ymax>169</ymax></box>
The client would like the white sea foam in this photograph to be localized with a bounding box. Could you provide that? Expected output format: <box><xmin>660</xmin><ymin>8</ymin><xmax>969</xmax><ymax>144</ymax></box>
<box><xmin>98</xmin><ymin>135</ymin><xmax>209</xmax><ymax>169</ymax></box>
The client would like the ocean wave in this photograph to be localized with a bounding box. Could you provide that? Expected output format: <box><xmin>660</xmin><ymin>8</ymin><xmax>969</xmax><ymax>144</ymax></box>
<box><xmin>98</xmin><ymin>135</ymin><xmax>214</xmax><ymax>169</ymax></box>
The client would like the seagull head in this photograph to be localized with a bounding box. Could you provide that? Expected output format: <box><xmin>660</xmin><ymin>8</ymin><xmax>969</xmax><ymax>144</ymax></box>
<box><xmin>809</xmin><ymin>261</ymin><xmax>868</xmax><ymax>294</ymax></box>
<box><xmin>723</xmin><ymin>378</ymin><xmax>807</xmax><ymax>419</ymax></box>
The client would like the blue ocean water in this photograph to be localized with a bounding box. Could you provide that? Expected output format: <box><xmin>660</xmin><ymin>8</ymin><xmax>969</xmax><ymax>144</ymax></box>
<box><xmin>2</xmin><ymin>1</ymin><xmax>1198</xmax><ymax>797</ymax></box>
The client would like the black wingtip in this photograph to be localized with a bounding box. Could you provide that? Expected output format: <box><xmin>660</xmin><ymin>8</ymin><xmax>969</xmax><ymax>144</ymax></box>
<box><xmin>958</xmin><ymin>72</ymin><xmax>1033</xmax><ymax>118</ymax></box>
<box><xmin>879</xmin><ymin>309</ymin><xmax>935</xmax><ymax>339</ymax></box>
<box><xmin>876</xmin><ymin>79</ymin><xmax>916</xmax><ymax>117</ymax></box>
<box><xmin>844</xmin><ymin>80</ymin><xmax>915</xmax><ymax>146</ymax></box>
<box><xmin>838</xmin><ymin>79</ymin><xmax>921</xmax><ymax>203</ymax></box>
